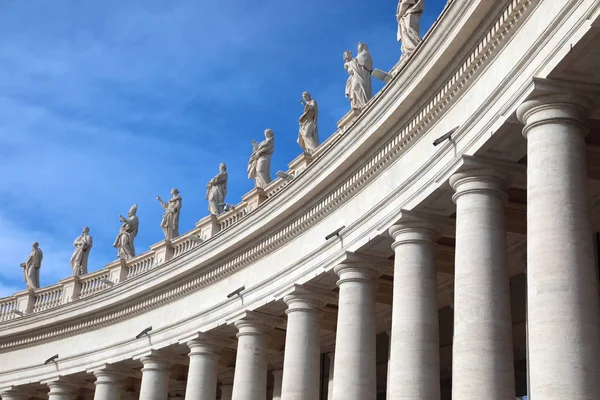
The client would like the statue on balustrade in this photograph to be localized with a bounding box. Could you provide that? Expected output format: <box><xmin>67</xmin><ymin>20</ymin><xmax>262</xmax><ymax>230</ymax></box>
<box><xmin>248</xmin><ymin>129</ymin><xmax>275</xmax><ymax>189</ymax></box>
<box><xmin>207</xmin><ymin>163</ymin><xmax>228</xmax><ymax>215</ymax></box>
<box><xmin>298</xmin><ymin>91</ymin><xmax>319</xmax><ymax>155</ymax></box>
<box><xmin>157</xmin><ymin>189</ymin><xmax>182</xmax><ymax>240</ymax></box>
<box><xmin>396</xmin><ymin>0</ymin><xmax>424</xmax><ymax>60</ymax></box>
<box><xmin>113</xmin><ymin>204</ymin><xmax>139</xmax><ymax>260</ymax></box>
<box><xmin>70</xmin><ymin>227</ymin><xmax>93</xmax><ymax>276</ymax></box>
<box><xmin>344</xmin><ymin>43</ymin><xmax>373</xmax><ymax>111</ymax></box>
<box><xmin>20</xmin><ymin>242</ymin><xmax>42</xmax><ymax>290</ymax></box>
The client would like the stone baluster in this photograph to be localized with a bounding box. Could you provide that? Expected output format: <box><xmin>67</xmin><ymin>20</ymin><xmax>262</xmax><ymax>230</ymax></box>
<box><xmin>517</xmin><ymin>92</ymin><xmax>600</xmax><ymax>399</ymax></box>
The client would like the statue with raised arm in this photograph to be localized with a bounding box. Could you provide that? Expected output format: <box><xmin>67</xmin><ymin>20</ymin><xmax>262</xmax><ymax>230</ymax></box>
<box><xmin>157</xmin><ymin>189</ymin><xmax>182</xmax><ymax>240</ymax></box>
<box><xmin>298</xmin><ymin>92</ymin><xmax>319</xmax><ymax>155</ymax></box>
<box><xmin>247</xmin><ymin>129</ymin><xmax>275</xmax><ymax>189</ymax></box>
<box><xmin>397</xmin><ymin>0</ymin><xmax>425</xmax><ymax>60</ymax></box>
<box><xmin>70</xmin><ymin>227</ymin><xmax>93</xmax><ymax>276</ymax></box>
<box><xmin>207</xmin><ymin>163</ymin><xmax>228</xmax><ymax>215</ymax></box>
<box><xmin>344</xmin><ymin>49</ymin><xmax>372</xmax><ymax>111</ymax></box>
<box><xmin>20</xmin><ymin>242</ymin><xmax>42</xmax><ymax>290</ymax></box>
<box><xmin>113</xmin><ymin>204</ymin><xmax>139</xmax><ymax>260</ymax></box>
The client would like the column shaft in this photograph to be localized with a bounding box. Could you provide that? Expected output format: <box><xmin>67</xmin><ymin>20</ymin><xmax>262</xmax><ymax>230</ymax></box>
<box><xmin>450</xmin><ymin>170</ymin><xmax>515</xmax><ymax>399</ymax></box>
<box><xmin>518</xmin><ymin>94</ymin><xmax>600</xmax><ymax>399</ymax></box>
<box><xmin>93</xmin><ymin>369</ymin><xmax>122</xmax><ymax>400</ymax></box>
<box><xmin>387</xmin><ymin>223</ymin><xmax>440</xmax><ymax>400</ymax></box>
<box><xmin>47</xmin><ymin>381</ymin><xmax>77</xmax><ymax>400</ymax></box>
<box><xmin>331</xmin><ymin>262</ymin><xmax>379</xmax><ymax>400</ymax></box>
<box><xmin>138</xmin><ymin>355</ymin><xmax>170</xmax><ymax>400</ymax></box>
<box><xmin>272</xmin><ymin>369</ymin><xmax>283</xmax><ymax>400</ymax></box>
<box><xmin>185</xmin><ymin>339</ymin><xmax>220</xmax><ymax>400</ymax></box>
<box><xmin>231</xmin><ymin>319</ymin><xmax>269</xmax><ymax>400</ymax></box>
<box><xmin>280</xmin><ymin>294</ymin><xmax>323</xmax><ymax>400</ymax></box>
<box><xmin>326</xmin><ymin>352</ymin><xmax>334</xmax><ymax>400</ymax></box>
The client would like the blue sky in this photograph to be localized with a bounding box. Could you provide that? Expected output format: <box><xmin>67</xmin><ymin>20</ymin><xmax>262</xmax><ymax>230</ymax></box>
<box><xmin>0</xmin><ymin>0</ymin><xmax>447</xmax><ymax>297</ymax></box>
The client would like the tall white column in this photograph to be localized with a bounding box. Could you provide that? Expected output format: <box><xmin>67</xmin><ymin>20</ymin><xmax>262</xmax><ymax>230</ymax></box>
<box><xmin>219</xmin><ymin>369</ymin><xmax>234</xmax><ymax>400</ymax></box>
<box><xmin>331</xmin><ymin>260</ymin><xmax>380</xmax><ymax>400</ymax></box>
<box><xmin>271</xmin><ymin>369</ymin><xmax>283</xmax><ymax>400</ymax></box>
<box><xmin>387</xmin><ymin>221</ymin><xmax>440</xmax><ymax>400</ymax></box>
<box><xmin>231</xmin><ymin>319</ymin><xmax>269</xmax><ymax>400</ymax></box>
<box><xmin>326</xmin><ymin>352</ymin><xmax>335</xmax><ymax>400</ymax></box>
<box><xmin>138</xmin><ymin>354</ymin><xmax>171</xmax><ymax>400</ymax></box>
<box><xmin>47</xmin><ymin>381</ymin><xmax>77</xmax><ymax>400</ymax></box>
<box><xmin>517</xmin><ymin>93</ymin><xmax>600</xmax><ymax>399</ymax></box>
<box><xmin>280</xmin><ymin>292</ymin><xmax>324</xmax><ymax>400</ymax></box>
<box><xmin>93</xmin><ymin>368</ymin><xmax>123</xmax><ymax>400</ymax></box>
<box><xmin>449</xmin><ymin>169</ymin><xmax>515</xmax><ymax>399</ymax></box>
<box><xmin>0</xmin><ymin>390</ymin><xmax>27</xmax><ymax>400</ymax></box>
<box><xmin>184</xmin><ymin>338</ymin><xmax>220</xmax><ymax>400</ymax></box>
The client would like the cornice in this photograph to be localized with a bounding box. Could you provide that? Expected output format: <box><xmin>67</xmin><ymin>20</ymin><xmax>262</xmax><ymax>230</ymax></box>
<box><xmin>0</xmin><ymin>0</ymin><xmax>536</xmax><ymax>352</ymax></box>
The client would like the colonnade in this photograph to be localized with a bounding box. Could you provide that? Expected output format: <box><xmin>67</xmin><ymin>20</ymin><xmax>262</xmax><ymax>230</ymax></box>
<box><xmin>1</xmin><ymin>92</ymin><xmax>599</xmax><ymax>400</ymax></box>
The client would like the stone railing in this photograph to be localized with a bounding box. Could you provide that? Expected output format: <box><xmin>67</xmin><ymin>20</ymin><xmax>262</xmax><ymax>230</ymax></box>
<box><xmin>79</xmin><ymin>269</ymin><xmax>111</xmax><ymax>299</ymax></box>
<box><xmin>126</xmin><ymin>252</ymin><xmax>157</xmax><ymax>279</ymax></box>
<box><xmin>0</xmin><ymin>298</ymin><xmax>17</xmax><ymax>322</ymax></box>
<box><xmin>32</xmin><ymin>284</ymin><xmax>64</xmax><ymax>313</ymax></box>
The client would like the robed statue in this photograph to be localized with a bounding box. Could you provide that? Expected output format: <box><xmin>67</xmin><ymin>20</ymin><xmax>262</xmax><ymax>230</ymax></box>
<box><xmin>207</xmin><ymin>163</ymin><xmax>228</xmax><ymax>215</ymax></box>
<box><xmin>70</xmin><ymin>227</ymin><xmax>93</xmax><ymax>276</ymax></box>
<box><xmin>397</xmin><ymin>0</ymin><xmax>425</xmax><ymax>60</ymax></box>
<box><xmin>298</xmin><ymin>91</ymin><xmax>319</xmax><ymax>155</ymax></box>
<box><xmin>113</xmin><ymin>204</ymin><xmax>139</xmax><ymax>260</ymax></box>
<box><xmin>344</xmin><ymin>45</ymin><xmax>373</xmax><ymax>111</ymax></box>
<box><xmin>248</xmin><ymin>129</ymin><xmax>275</xmax><ymax>189</ymax></box>
<box><xmin>157</xmin><ymin>189</ymin><xmax>182</xmax><ymax>240</ymax></box>
<box><xmin>20</xmin><ymin>242</ymin><xmax>42</xmax><ymax>290</ymax></box>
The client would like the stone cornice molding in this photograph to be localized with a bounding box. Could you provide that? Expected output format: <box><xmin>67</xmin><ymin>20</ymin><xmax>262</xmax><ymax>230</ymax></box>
<box><xmin>0</xmin><ymin>0</ymin><xmax>541</xmax><ymax>357</ymax></box>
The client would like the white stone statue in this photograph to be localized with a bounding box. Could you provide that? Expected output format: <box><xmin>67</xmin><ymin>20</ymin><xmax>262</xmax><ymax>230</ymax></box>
<box><xmin>247</xmin><ymin>129</ymin><xmax>275</xmax><ymax>189</ymax></box>
<box><xmin>344</xmin><ymin>46</ymin><xmax>373</xmax><ymax>111</ymax></box>
<box><xmin>396</xmin><ymin>0</ymin><xmax>425</xmax><ymax>60</ymax></box>
<box><xmin>113</xmin><ymin>204</ymin><xmax>139</xmax><ymax>260</ymax></box>
<box><xmin>298</xmin><ymin>91</ymin><xmax>319</xmax><ymax>155</ymax></box>
<box><xmin>20</xmin><ymin>242</ymin><xmax>42</xmax><ymax>290</ymax></box>
<box><xmin>70</xmin><ymin>227</ymin><xmax>93</xmax><ymax>276</ymax></box>
<box><xmin>207</xmin><ymin>163</ymin><xmax>228</xmax><ymax>215</ymax></box>
<box><xmin>157</xmin><ymin>189</ymin><xmax>182</xmax><ymax>240</ymax></box>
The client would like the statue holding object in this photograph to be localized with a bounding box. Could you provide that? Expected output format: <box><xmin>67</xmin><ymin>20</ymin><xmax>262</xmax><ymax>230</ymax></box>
<box><xmin>344</xmin><ymin>43</ymin><xmax>373</xmax><ymax>111</ymax></box>
<box><xmin>21</xmin><ymin>242</ymin><xmax>42</xmax><ymax>290</ymax></box>
<box><xmin>207</xmin><ymin>163</ymin><xmax>228</xmax><ymax>215</ymax></box>
<box><xmin>248</xmin><ymin>129</ymin><xmax>275</xmax><ymax>189</ymax></box>
<box><xmin>157</xmin><ymin>189</ymin><xmax>182</xmax><ymax>240</ymax></box>
<box><xmin>397</xmin><ymin>0</ymin><xmax>425</xmax><ymax>60</ymax></box>
<box><xmin>70</xmin><ymin>227</ymin><xmax>93</xmax><ymax>276</ymax></box>
<box><xmin>113</xmin><ymin>204</ymin><xmax>139</xmax><ymax>260</ymax></box>
<box><xmin>298</xmin><ymin>91</ymin><xmax>320</xmax><ymax>155</ymax></box>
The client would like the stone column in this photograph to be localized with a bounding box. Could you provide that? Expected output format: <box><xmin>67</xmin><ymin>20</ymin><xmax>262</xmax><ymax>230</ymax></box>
<box><xmin>231</xmin><ymin>319</ymin><xmax>269</xmax><ymax>400</ymax></box>
<box><xmin>138</xmin><ymin>354</ymin><xmax>171</xmax><ymax>400</ymax></box>
<box><xmin>331</xmin><ymin>260</ymin><xmax>380</xmax><ymax>400</ymax></box>
<box><xmin>93</xmin><ymin>368</ymin><xmax>123</xmax><ymax>400</ymax></box>
<box><xmin>185</xmin><ymin>338</ymin><xmax>220</xmax><ymax>400</ymax></box>
<box><xmin>517</xmin><ymin>93</ymin><xmax>600</xmax><ymax>399</ymax></box>
<box><xmin>47</xmin><ymin>381</ymin><xmax>77</xmax><ymax>400</ymax></box>
<box><xmin>326</xmin><ymin>352</ymin><xmax>335</xmax><ymax>400</ymax></box>
<box><xmin>280</xmin><ymin>291</ymin><xmax>324</xmax><ymax>400</ymax></box>
<box><xmin>387</xmin><ymin>221</ymin><xmax>440</xmax><ymax>400</ymax></box>
<box><xmin>0</xmin><ymin>390</ymin><xmax>27</xmax><ymax>400</ymax></box>
<box><xmin>449</xmin><ymin>169</ymin><xmax>515</xmax><ymax>400</ymax></box>
<box><xmin>219</xmin><ymin>370</ymin><xmax>235</xmax><ymax>400</ymax></box>
<box><xmin>271</xmin><ymin>369</ymin><xmax>283</xmax><ymax>400</ymax></box>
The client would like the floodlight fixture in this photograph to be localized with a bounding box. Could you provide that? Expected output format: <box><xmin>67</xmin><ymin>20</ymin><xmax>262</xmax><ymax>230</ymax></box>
<box><xmin>276</xmin><ymin>171</ymin><xmax>295</xmax><ymax>181</ymax></box>
<box><xmin>44</xmin><ymin>354</ymin><xmax>59</xmax><ymax>365</ymax></box>
<box><xmin>325</xmin><ymin>226</ymin><xmax>346</xmax><ymax>241</ymax></box>
<box><xmin>136</xmin><ymin>326</ymin><xmax>153</xmax><ymax>339</ymax></box>
<box><xmin>371</xmin><ymin>68</ymin><xmax>392</xmax><ymax>83</ymax></box>
<box><xmin>433</xmin><ymin>126</ymin><xmax>459</xmax><ymax>146</ymax></box>
<box><xmin>11</xmin><ymin>309</ymin><xmax>25</xmax><ymax>316</ymax></box>
<box><xmin>227</xmin><ymin>286</ymin><xmax>245</xmax><ymax>299</ymax></box>
<box><xmin>100</xmin><ymin>278</ymin><xmax>115</xmax><ymax>287</ymax></box>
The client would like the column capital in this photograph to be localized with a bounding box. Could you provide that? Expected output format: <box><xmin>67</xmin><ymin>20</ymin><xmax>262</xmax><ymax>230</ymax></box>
<box><xmin>138</xmin><ymin>351</ymin><xmax>171</xmax><ymax>371</ymax></box>
<box><xmin>234</xmin><ymin>317</ymin><xmax>268</xmax><ymax>337</ymax></box>
<box><xmin>46</xmin><ymin>379</ymin><xmax>77</xmax><ymax>396</ymax></box>
<box><xmin>450</xmin><ymin>168</ymin><xmax>509</xmax><ymax>203</ymax></box>
<box><xmin>389</xmin><ymin>220</ymin><xmax>440</xmax><ymax>248</ymax></box>
<box><xmin>92</xmin><ymin>366</ymin><xmax>125</xmax><ymax>384</ymax></box>
<box><xmin>333</xmin><ymin>252</ymin><xmax>386</xmax><ymax>285</ymax></box>
<box><xmin>0</xmin><ymin>388</ymin><xmax>28</xmax><ymax>400</ymax></box>
<box><xmin>517</xmin><ymin>93</ymin><xmax>595</xmax><ymax>137</ymax></box>
<box><xmin>283</xmin><ymin>288</ymin><xmax>325</xmax><ymax>315</ymax></box>
<box><xmin>186</xmin><ymin>334</ymin><xmax>222</xmax><ymax>357</ymax></box>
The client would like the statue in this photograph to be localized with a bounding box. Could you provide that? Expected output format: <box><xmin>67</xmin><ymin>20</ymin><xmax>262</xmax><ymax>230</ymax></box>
<box><xmin>20</xmin><ymin>242</ymin><xmax>42</xmax><ymax>290</ymax></box>
<box><xmin>207</xmin><ymin>163</ymin><xmax>228</xmax><ymax>215</ymax></box>
<box><xmin>113</xmin><ymin>204</ymin><xmax>139</xmax><ymax>260</ymax></box>
<box><xmin>247</xmin><ymin>129</ymin><xmax>275</xmax><ymax>189</ymax></box>
<box><xmin>396</xmin><ymin>0</ymin><xmax>425</xmax><ymax>60</ymax></box>
<box><xmin>298</xmin><ymin>92</ymin><xmax>319</xmax><ymax>155</ymax></box>
<box><xmin>157</xmin><ymin>189</ymin><xmax>182</xmax><ymax>240</ymax></box>
<box><xmin>357</xmin><ymin>42</ymin><xmax>373</xmax><ymax>98</ymax></box>
<box><xmin>70</xmin><ymin>227</ymin><xmax>93</xmax><ymax>276</ymax></box>
<box><xmin>344</xmin><ymin>47</ymin><xmax>372</xmax><ymax>111</ymax></box>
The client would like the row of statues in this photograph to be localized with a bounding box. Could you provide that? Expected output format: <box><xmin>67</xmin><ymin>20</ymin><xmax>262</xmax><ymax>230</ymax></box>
<box><xmin>17</xmin><ymin>1</ymin><xmax>425</xmax><ymax>291</ymax></box>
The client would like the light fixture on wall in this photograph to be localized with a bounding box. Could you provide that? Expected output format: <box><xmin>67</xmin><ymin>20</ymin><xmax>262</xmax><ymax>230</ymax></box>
<box><xmin>100</xmin><ymin>278</ymin><xmax>115</xmax><ymax>287</ymax></box>
<box><xmin>433</xmin><ymin>126</ymin><xmax>459</xmax><ymax>146</ymax></box>
<box><xmin>227</xmin><ymin>286</ymin><xmax>245</xmax><ymax>299</ymax></box>
<box><xmin>276</xmin><ymin>171</ymin><xmax>295</xmax><ymax>181</ymax></box>
<box><xmin>325</xmin><ymin>226</ymin><xmax>345</xmax><ymax>241</ymax></box>
<box><xmin>44</xmin><ymin>354</ymin><xmax>59</xmax><ymax>365</ymax></box>
<box><xmin>11</xmin><ymin>309</ymin><xmax>25</xmax><ymax>317</ymax></box>
<box><xmin>135</xmin><ymin>326</ymin><xmax>153</xmax><ymax>339</ymax></box>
